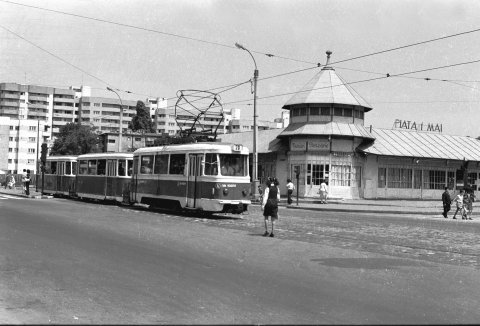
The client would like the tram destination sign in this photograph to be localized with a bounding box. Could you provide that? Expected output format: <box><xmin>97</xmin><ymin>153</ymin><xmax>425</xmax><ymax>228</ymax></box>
<box><xmin>393</xmin><ymin>119</ymin><xmax>443</xmax><ymax>133</ymax></box>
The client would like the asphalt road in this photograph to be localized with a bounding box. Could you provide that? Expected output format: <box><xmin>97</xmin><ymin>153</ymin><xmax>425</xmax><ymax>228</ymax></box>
<box><xmin>1</xmin><ymin>196</ymin><xmax>479</xmax><ymax>324</ymax></box>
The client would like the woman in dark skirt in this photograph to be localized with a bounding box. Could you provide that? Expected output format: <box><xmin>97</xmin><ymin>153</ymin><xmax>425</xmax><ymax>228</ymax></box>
<box><xmin>262</xmin><ymin>177</ymin><xmax>280</xmax><ymax>237</ymax></box>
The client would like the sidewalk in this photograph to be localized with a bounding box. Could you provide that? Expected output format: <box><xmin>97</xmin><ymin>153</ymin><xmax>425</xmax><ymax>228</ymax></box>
<box><xmin>273</xmin><ymin>197</ymin><xmax>479</xmax><ymax>218</ymax></box>
<box><xmin>0</xmin><ymin>186</ymin><xmax>52</xmax><ymax>199</ymax></box>
<box><xmin>1</xmin><ymin>186</ymin><xmax>477</xmax><ymax>219</ymax></box>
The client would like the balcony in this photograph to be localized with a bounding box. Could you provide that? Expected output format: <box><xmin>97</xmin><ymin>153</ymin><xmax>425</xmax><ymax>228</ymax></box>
<box><xmin>53</xmin><ymin>104</ymin><xmax>74</xmax><ymax>110</ymax></box>
<box><xmin>27</xmin><ymin>111</ymin><xmax>48</xmax><ymax>118</ymax></box>
<box><xmin>0</xmin><ymin>108</ymin><xmax>20</xmax><ymax>115</ymax></box>
<box><xmin>0</xmin><ymin>92</ymin><xmax>20</xmax><ymax>100</ymax></box>
<box><xmin>28</xmin><ymin>95</ymin><xmax>49</xmax><ymax>101</ymax></box>
<box><xmin>53</xmin><ymin>112</ymin><xmax>75</xmax><ymax>118</ymax></box>
<box><xmin>0</xmin><ymin>100</ymin><xmax>20</xmax><ymax>107</ymax></box>
<box><xmin>28</xmin><ymin>102</ymin><xmax>48</xmax><ymax>109</ymax></box>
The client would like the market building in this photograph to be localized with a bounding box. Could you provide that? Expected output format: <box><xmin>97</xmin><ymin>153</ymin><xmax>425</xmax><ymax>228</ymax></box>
<box><xmin>218</xmin><ymin>51</ymin><xmax>480</xmax><ymax>199</ymax></box>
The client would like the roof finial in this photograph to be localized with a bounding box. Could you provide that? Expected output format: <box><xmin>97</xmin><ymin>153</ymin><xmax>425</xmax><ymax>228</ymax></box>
<box><xmin>326</xmin><ymin>50</ymin><xmax>332</xmax><ymax>66</ymax></box>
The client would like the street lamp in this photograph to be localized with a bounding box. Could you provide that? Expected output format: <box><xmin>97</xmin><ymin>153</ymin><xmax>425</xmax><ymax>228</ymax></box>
<box><xmin>235</xmin><ymin>42</ymin><xmax>259</xmax><ymax>199</ymax></box>
<box><xmin>106</xmin><ymin>87</ymin><xmax>124</xmax><ymax>152</ymax></box>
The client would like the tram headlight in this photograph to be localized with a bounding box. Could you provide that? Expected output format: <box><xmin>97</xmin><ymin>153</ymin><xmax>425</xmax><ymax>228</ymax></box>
<box><xmin>223</xmin><ymin>188</ymin><xmax>229</xmax><ymax>196</ymax></box>
<box><xmin>242</xmin><ymin>189</ymin><xmax>248</xmax><ymax>196</ymax></box>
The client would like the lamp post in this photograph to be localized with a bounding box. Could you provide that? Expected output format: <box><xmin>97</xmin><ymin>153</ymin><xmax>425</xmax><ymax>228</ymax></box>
<box><xmin>106</xmin><ymin>87</ymin><xmax>124</xmax><ymax>152</ymax></box>
<box><xmin>235</xmin><ymin>42</ymin><xmax>259</xmax><ymax>199</ymax></box>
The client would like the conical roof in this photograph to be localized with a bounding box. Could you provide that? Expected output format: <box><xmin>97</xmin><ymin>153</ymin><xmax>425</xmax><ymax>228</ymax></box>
<box><xmin>282</xmin><ymin>53</ymin><xmax>373</xmax><ymax>112</ymax></box>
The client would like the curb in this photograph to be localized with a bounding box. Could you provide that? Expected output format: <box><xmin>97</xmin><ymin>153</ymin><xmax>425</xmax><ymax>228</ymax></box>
<box><xmin>0</xmin><ymin>191</ymin><xmax>53</xmax><ymax>199</ymax></box>
<box><xmin>285</xmin><ymin>205</ymin><xmax>439</xmax><ymax>215</ymax></box>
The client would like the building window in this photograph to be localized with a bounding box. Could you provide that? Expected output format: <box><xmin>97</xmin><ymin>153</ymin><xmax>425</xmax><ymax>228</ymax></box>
<box><xmin>28</xmin><ymin>159</ymin><xmax>35</xmax><ymax>164</ymax></box>
<box><xmin>29</xmin><ymin>137</ymin><xmax>36</xmax><ymax>142</ymax></box>
<box><xmin>423</xmin><ymin>170</ymin><xmax>446</xmax><ymax>189</ymax></box>
<box><xmin>378</xmin><ymin>168</ymin><xmax>386</xmax><ymax>188</ymax></box>
<box><xmin>9</xmin><ymin>137</ymin><xmax>13</xmax><ymax>141</ymax></box>
<box><xmin>94</xmin><ymin>111</ymin><xmax>100</xmax><ymax>115</ymax></box>
<box><xmin>28</xmin><ymin>148</ymin><xmax>35</xmax><ymax>154</ymax></box>
<box><xmin>310</xmin><ymin>107</ymin><xmax>320</xmax><ymax>116</ymax></box>
<box><xmin>414</xmin><ymin>169</ymin><xmax>422</xmax><ymax>189</ymax></box>
<box><xmin>94</xmin><ymin>103</ymin><xmax>100</xmax><ymax>107</ymax></box>
<box><xmin>29</xmin><ymin>126</ymin><xmax>36</xmax><ymax>131</ymax></box>
<box><xmin>307</xmin><ymin>164</ymin><xmax>329</xmax><ymax>185</ymax></box>
<box><xmin>447</xmin><ymin>171</ymin><xmax>455</xmax><ymax>189</ymax></box>
<box><xmin>108</xmin><ymin>139</ymin><xmax>116</xmax><ymax>143</ymax></box>
<box><xmin>9</xmin><ymin>126</ymin><xmax>14</xmax><ymax>130</ymax></box>
<box><xmin>331</xmin><ymin>165</ymin><xmax>351</xmax><ymax>186</ymax></box>
<box><xmin>467</xmin><ymin>172</ymin><xmax>478</xmax><ymax>191</ymax></box>
<box><xmin>387</xmin><ymin>168</ymin><xmax>412</xmax><ymax>188</ymax></box>
<box><xmin>8</xmin><ymin>148</ymin><xmax>12</xmax><ymax>152</ymax></box>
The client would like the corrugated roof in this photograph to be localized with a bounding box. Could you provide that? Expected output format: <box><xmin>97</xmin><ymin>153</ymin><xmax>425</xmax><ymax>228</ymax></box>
<box><xmin>359</xmin><ymin>128</ymin><xmax>480</xmax><ymax>161</ymax></box>
<box><xmin>217</xmin><ymin>129</ymin><xmax>287</xmax><ymax>154</ymax></box>
<box><xmin>278</xmin><ymin>122</ymin><xmax>375</xmax><ymax>139</ymax></box>
<box><xmin>282</xmin><ymin>67</ymin><xmax>373</xmax><ymax>111</ymax></box>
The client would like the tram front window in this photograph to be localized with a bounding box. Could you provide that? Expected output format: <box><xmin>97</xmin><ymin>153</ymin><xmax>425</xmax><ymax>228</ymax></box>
<box><xmin>220</xmin><ymin>154</ymin><xmax>246</xmax><ymax>176</ymax></box>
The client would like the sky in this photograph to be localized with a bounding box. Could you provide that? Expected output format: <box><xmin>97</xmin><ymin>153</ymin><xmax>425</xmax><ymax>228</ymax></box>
<box><xmin>1</xmin><ymin>0</ymin><xmax>480</xmax><ymax>137</ymax></box>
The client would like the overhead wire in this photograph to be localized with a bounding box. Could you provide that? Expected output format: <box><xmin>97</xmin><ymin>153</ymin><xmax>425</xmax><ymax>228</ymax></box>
<box><xmin>218</xmin><ymin>58</ymin><xmax>480</xmax><ymax>107</ymax></box>
<box><xmin>3</xmin><ymin>0</ymin><xmax>480</xmax><ymax>108</ymax></box>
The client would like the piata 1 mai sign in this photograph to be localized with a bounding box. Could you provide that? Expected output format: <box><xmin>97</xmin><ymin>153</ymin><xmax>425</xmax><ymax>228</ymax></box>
<box><xmin>393</xmin><ymin>119</ymin><xmax>443</xmax><ymax>133</ymax></box>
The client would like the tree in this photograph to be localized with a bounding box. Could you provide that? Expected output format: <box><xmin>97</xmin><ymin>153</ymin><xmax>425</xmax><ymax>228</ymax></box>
<box><xmin>128</xmin><ymin>100</ymin><xmax>155</xmax><ymax>133</ymax></box>
<box><xmin>50</xmin><ymin>123</ymin><xmax>103</xmax><ymax>155</ymax></box>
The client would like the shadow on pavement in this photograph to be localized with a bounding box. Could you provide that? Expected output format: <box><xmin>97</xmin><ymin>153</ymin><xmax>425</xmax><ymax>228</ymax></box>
<box><xmin>311</xmin><ymin>257</ymin><xmax>434</xmax><ymax>270</ymax></box>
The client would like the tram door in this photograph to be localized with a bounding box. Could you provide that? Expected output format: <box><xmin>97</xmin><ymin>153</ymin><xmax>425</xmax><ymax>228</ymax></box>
<box><xmin>57</xmin><ymin>161</ymin><xmax>65</xmax><ymax>192</ymax></box>
<box><xmin>106</xmin><ymin>159</ymin><xmax>117</xmax><ymax>197</ymax></box>
<box><xmin>186</xmin><ymin>154</ymin><xmax>202</xmax><ymax>208</ymax></box>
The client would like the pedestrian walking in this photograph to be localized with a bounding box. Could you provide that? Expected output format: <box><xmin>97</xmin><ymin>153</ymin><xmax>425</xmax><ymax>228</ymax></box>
<box><xmin>4</xmin><ymin>173</ymin><xmax>10</xmax><ymax>189</ymax></box>
<box><xmin>318</xmin><ymin>179</ymin><xmax>328</xmax><ymax>204</ymax></box>
<box><xmin>452</xmin><ymin>189</ymin><xmax>465</xmax><ymax>219</ymax></box>
<box><xmin>21</xmin><ymin>169</ymin><xmax>27</xmax><ymax>194</ymax></box>
<box><xmin>7</xmin><ymin>174</ymin><xmax>15</xmax><ymax>189</ymax></box>
<box><xmin>442</xmin><ymin>187</ymin><xmax>451</xmax><ymax>218</ymax></box>
<box><xmin>286</xmin><ymin>178</ymin><xmax>295</xmax><ymax>205</ymax></box>
<box><xmin>262</xmin><ymin>177</ymin><xmax>280</xmax><ymax>237</ymax></box>
<box><xmin>25</xmin><ymin>169</ymin><xmax>31</xmax><ymax>196</ymax></box>
<box><xmin>464</xmin><ymin>190</ymin><xmax>474</xmax><ymax>220</ymax></box>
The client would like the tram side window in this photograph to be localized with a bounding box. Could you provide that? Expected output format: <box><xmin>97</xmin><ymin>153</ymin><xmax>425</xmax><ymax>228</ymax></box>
<box><xmin>50</xmin><ymin>161</ymin><xmax>57</xmax><ymax>175</ymax></box>
<box><xmin>219</xmin><ymin>154</ymin><xmax>245</xmax><ymax>176</ymax></box>
<box><xmin>66</xmin><ymin>162</ymin><xmax>71</xmax><ymax>175</ymax></box>
<box><xmin>87</xmin><ymin>160</ymin><xmax>96</xmax><ymax>175</ymax></box>
<box><xmin>154</xmin><ymin>154</ymin><xmax>168</xmax><ymax>174</ymax></box>
<box><xmin>140</xmin><ymin>155</ymin><xmax>154</xmax><ymax>174</ymax></box>
<box><xmin>204</xmin><ymin>153</ymin><xmax>218</xmax><ymax>176</ymax></box>
<box><xmin>79</xmin><ymin>160</ymin><xmax>88</xmax><ymax>175</ymax></box>
<box><xmin>169</xmin><ymin>154</ymin><xmax>185</xmax><ymax>175</ymax></box>
<box><xmin>118</xmin><ymin>160</ymin><xmax>126</xmax><ymax>176</ymax></box>
<box><xmin>127</xmin><ymin>160</ymin><xmax>133</xmax><ymax>176</ymax></box>
<box><xmin>45</xmin><ymin>161</ymin><xmax>52</xmax><ymax>174</ymax></box>
<box><xmin>72</xmin><ymin>162</ymin><xmax>77</xmax><ymax>175</ymax></box>
<box><xmin>97</xmin><ymin>159</ymin><xmax>106</xmax><ymax>175</ymax></box>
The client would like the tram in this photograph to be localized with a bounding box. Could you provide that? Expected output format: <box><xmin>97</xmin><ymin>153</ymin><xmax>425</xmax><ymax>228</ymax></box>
<box><xmin>76</xmin><ymin>152</ymin><xmax>133</xmax><ymax>202</ymax></box>
<box><xmin>42</xmin><ymin>155</ymin><xmax>78</xmax><ymax>196</ymax></box>
<box><xmin>130</xmin><ymin>142</ymin><xmax>251</xmax><ymax>213</ymax></box>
